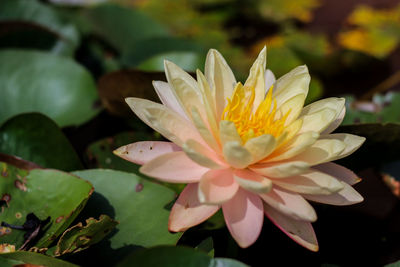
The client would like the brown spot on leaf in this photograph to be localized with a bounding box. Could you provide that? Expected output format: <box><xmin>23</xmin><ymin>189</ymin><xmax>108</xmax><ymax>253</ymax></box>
<box><xmin>14</xmin><ymin>180</ymin><xmax>27</xmax><ymax>191</ymax></box>
<box><xmin>56</xmin><ymin>216</ymin><xmax>64</xmax><ymax>223</ymax></box>
<box><xmin>15</xmin><ymin>212</ymin><xmax>22</xmax><ymax>219</ymax></box>
<box><xmin>135</xmin><ymin>183</ymin><xmax>144</xmax><ymax>192</ymax></box>
<box><xmin>1</xmin><ymin>194</ymin><xmax>11</xmax><ymax>206</ymax></box>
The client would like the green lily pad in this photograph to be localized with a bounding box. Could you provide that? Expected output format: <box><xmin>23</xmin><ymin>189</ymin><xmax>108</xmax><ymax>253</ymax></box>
<box><xmin>116</xmin><ymin>246</ymin><xmax>248</xmax><ymax>267</ymax></box>
<box><xmin>138</xmin><ymin>51</ymin><xmax>205</xmax><ymax>72</ymax></box>
<box><xmin>0</xmin><ymin>113</ymin><xmax>83</xmax><ymax>171</ymax></box>
<box><xmin>0</xmin><ymin>251</ymin><xmax>78</xmax><ymax>267</ymax></box>
<box><xmin>0</xmin><ymin>158</ymin><xmax>93</xmax><ymax>249</ymax></box>
<box><xmin>0</xmin><ymin>0</ymin><xmax>79</xmax><ymax>56</ymax></box>
<box><xmin>71</xmin><ymin>169</ymin><xmax>182</xmax><ymax>265</ymax></box>
<box><xmin>0</xmin><ymin>50</ymin><xmax>100</xmax><ymax>127</ymax></box>
<box><xmin>81</xmin><ymin>3</ymin><xmax>169</xmax><ymax>56</ymax></box>
<box><xmin>55</xmin><ymin>214</ymin><xmax>118</xmax><ymax>256</ymax></box>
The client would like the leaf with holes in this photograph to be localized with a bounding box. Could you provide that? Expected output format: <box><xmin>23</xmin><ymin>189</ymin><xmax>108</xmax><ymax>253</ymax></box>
<box><xmin>0</xmin><ymin>156</ymin><xmax>93</xmax><ymax>249</ymax></box>
<box><xmin>55</xmin><ymin>214</ymin><xmax>118</xmax><ymax>256</ymax></box>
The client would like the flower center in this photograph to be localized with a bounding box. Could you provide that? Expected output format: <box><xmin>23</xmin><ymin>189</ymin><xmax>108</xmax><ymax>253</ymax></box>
<box><xmin>221</xmin><ymin>82</ymin><xmax>290</xmax><ymax>143</ymax></box>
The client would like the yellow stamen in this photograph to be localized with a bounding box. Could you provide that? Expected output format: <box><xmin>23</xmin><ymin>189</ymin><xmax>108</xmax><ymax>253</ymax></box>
<box><xmin>221</xmin><ymin>83</ymin><xmax>291</xmax><ymax>143</ymax></box>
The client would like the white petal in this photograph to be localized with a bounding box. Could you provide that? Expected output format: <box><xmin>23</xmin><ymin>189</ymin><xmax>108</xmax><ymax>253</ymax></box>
<box><xmin>244</xmin><ymin>134</ymin><xmax>276</xmax><ymax>163</ymax></box>
<box><xmin>277</xmin><ymin>94</ymin><xmax>306</xmax><ymax>125</ymax></box>
<box><xmin>264</xmin><ymin>69</ymin><xmax>276</xmax><ymax>92</ymax></box>
<box><xmin>183</xmin><ymin>139</ymin><xmax>226</xmax><ymax>169</ymax></box>
<box><xmin>164</xmin><ymin>60</ymin><xmax>206</xmax><ymax>121</ymax></box>
<box><xmin>321</xmin><ymin>105</ymin><xmax>346</xmax><ymax>134</ymax></box>
<box><xmin>114</xmin><ymin>141</ymin><xmax>181</xmax><ymax>165</ymax></box>
<box><xmin>313</xmin><ymin>162</ymin><xmax>361</xmax><ymax>185</ymax></box>
<box><xmin>152</xmin><ymin>80</ymin><xmax>189</xmax><ymax>121</ymax></box>
<box><xmin>261</xmin><ymin>187</ymin><xmax>317</xmax><ymax>221</ymax></box>
<box><xmin>223</xmin><ymin>141</ymin><xmax>253</xmax><ymax>169</ymax></box>
<box><xmin>290</xmin><ymin>139</ymin><xmax>346</xmax><ymax>165</ymax></box>
<box><xmin>250</xmin><ymin>161</ymin><xmax>310</xmax><ymax>178</ymax></box>
<box><xmin>273</xmin><ymin>65</ymin><xmax>310</xmax><ymax>107</ymax></box>
<box><xmin>303</xmin><ymin>181</ymin><xmax>363</xmax><ymax>206</ymax></box>
<box><xmin>272</xmin><ymin>170</ymin><xmax>344</xmax><ymax>195</ymax></box>
<box><xmin>125</xmin><ymin>98</ymin><xmax>203</xmax><ymax>147</ymax></box>
<box><xmin>319</xmin><ymin>133</ymin><xmax>365</xmax><ymax>161</ymax></box>
<box><xmin>140</xmin><ymin>151</ymin><xmax>209</xmax><ymax>183</ymax></box>
<box><xmin>264</xmin><ymin>204</ymin><xmax>319</xmax><ymax>252</ymax></box>
<box><xmin>205</xmin><ymin>49</ymin><xmax>236</xmax><ymax>118</ymax></box>
<box><xmin>266</xmin><ymin>131</ymin><xmax>319</xmax><ymax>162</ymax></box>
<box><xmin>233</xmin><ymin>169</ymin><xmax>272</xmax><ymax>194</ymax></box>
<box><xmin>298</xmin><ymin>97</ymin><xmax>345</xmax><ymax>134</ymax></box>
<box><xmin>244</xmin><ymin>46</ymin><xmax>267</xmax><ymax>112</ymax></box>
<box><xmin>219</xmin><ymin>120</ymin><xmax>242</xmax><ymax>146</ymax></box>
<box><xmin>191</xmin><ymin>107</ymin><xmax>221</xmax><ymax>153</ymax></box>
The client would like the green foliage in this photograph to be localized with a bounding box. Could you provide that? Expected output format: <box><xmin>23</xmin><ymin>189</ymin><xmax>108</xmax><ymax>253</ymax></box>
<box><xmin>0</xmin><ymin>50</ymin><xmax>100</xmax><ymax>127</ymax></box>
<box><xmin>116</xmin><ymin>245</ymin><xmax>248</xmax><ymax>267</ymax></box>
<box><xmin>72</xmin><ymin>169</ymin><xmax>182</xmax><ymax>265</ymax></box>
<box><xmin>0</xmin><ymin>161</ymin><xmax>93</xmax><ymax>249</ymax></box>
<box><xmin>0</xmin><ymin>251</ymin><xmax>78</xmax><ymax>267</ymax></box>
<box><xmin>55</xmin><ymin>215</ymin><xmax>118</xmax><ymax>256</ymax></box>
<box><xmin>0</xmin><ymin>0</ymin><xmax>79</xmax><ymax>55</ymax></box>
<box><xmin>0</xmin><ymin>113</ymin><xmax>82</xmax><ymax>171</ymax></box>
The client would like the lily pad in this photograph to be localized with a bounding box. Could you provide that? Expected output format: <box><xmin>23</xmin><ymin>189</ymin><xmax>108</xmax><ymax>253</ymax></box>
<box><xmin>0</xmin><ymin>159</ymin><xmax>93</xmax><ymax>249</ymax></box>
<box><xmin>0</xmin><ymin>113</ymin><xmax>83</xmax><ymax>171</ymax></box>
<box><xmin>71</xmin><ymin>169</ymin><xmax>182</xmax><ymax>265</ymax></box>
<box><xmin>116</xmin><ymin>246</ymin><xmax>248</xmax><ymax>267</ymax></box>
<box><xmin>0</xmin><ymin>0</ymin><xmax>79</xmax><ymax>55</ymax></box>
<box><xmin>0</xmin><ymin>50</ymin><xmax>100</xmax><ymax>127</ymax></box>
<box><xmin>55</xmin><ymin>214</ymin><xmax>118</xmax><ymax>256</ymax></box>
<box><xmin>0</xmin><ymin>251</ymin><xmax>78</xmax><ymax>267</ymax></box>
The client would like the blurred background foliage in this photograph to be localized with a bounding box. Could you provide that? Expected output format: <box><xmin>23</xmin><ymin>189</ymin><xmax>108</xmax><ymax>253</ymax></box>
<box><xmin>1</xmin><ymin>0</ymin><xmax>400</xmax><ymax>266</ymax></box>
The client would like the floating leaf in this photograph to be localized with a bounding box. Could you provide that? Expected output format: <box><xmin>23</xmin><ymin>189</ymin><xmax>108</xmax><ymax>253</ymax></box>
<box><xmin>71</xmin><ymin>169</ymin><xmax>182</xmax><ymax>265</ymax></box>
<box><xmin>338</xmin><ymin>4</ymin><xmax>400</xmax><ymax>58</ymax></box>
<box><xmin>55</xmin><ymin>215</ymin><xmax>118</xmax><ymax>256</ymax></box>
<box><xmin>0</xmin><ymin>50</ymin><xmax>100</xmax><ymax>127</ymax></box>
<box><xmin>0</xmin><ymin>0</ymin><xmax>79</xmax><ymax>55</ymax></box>
<box><xmin>0</xmin><ymin>158</ymin><xmax>93</xmax><ymax>249</ymax></box>
<box><xmin>195</xmin><ymin>237</ymin><xmax>214</xmax><ymax>257</ymax></box>
<box><xmin>116</xmin><ymin>246</ymin><xmax>248</xmax><ymax>267</ymax></box>
<box><xmin>0</xmin><ymin>251</ymin><xmax>78</xmax><ymax>267</ymax></box>
<box><xmin>138</xmin><ymin>51</ymin><xmax>204</xmax><ymax>72</ymax></box>
<box><xmin>0</xmin><ymin>113</ymin><xmax>83</xmax><ymax>171</ymax></box>
<box><xmin>81</xmin><ymin>3</ymin><xmax>169</xmax><ymax>56</ymax></box>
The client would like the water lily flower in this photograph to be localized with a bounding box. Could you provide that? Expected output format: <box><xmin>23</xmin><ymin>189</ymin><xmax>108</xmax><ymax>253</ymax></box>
<box><xmin>114</xmin><ymin>47</ymin><xmax>365</xmax><ymax>250</ymax></box>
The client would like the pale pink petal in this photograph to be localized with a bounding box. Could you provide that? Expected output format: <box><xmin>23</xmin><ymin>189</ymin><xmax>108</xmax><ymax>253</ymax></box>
<box><xmin>233</xmin><ymin>169</ymin><xmax>272</xmax><ymax>194</ymax></box>
<box><xmin>114</xmin><ymin>141</ymin><xmax>181</xmax><ymax>165</ymax></box>
<box><xmin>260</xmin><ymin>187</ymin><xmax>317</xmax><ymax>222</ymax></box>
<box><xmin>140</xmin><ymin>151</ymin><xmax>209</xmax><ymax>183</ymax></box>
<box><xmin>222</xmin><ymin>189</ymin><xmax>264</xmax><ymax>248</ymax></box>
<box><xmin>183</xmin><ymin>139</ymin><xmax>227</xmax><ymax>169</ymax></box>
<box><xmin>313</xmin><ymin>162</ymin><xmax>361</xmax><ymax>185</ymax></box>
<box><xmin>303</xmin><ymin>182</ymin><xmax>363</xmax><ymax>206</ymax></box>
<box><xmin>198</xmin><ymin>169</ymin><xmax>239</xmax><ymax>204</ymax></box>
<box><xmin>152</xmin><ymin>81</ymin><xmax>189</xmax><ymax>121</ymax></box>
<box><xmin>264</xmin><ymin>204</ymin><xmax>319</xmax><ymax>252</ymax></box>
<box><xmin>272</xmin><ymin>170</ymin><xmax>344</xmax><ymax>195</ymax></box>
<box><xmin>169</xmin><ymin>183</ymin><xmax>219</xmax><ymax>232</ymax></box>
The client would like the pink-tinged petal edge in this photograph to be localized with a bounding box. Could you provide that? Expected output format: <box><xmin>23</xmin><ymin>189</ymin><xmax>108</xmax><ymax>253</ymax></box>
<box><xmin>264</xmin><ymin>204</ymin><xmax>319</xmax><ymax>252</ymax></box>
<box><xmin>198</xmin><ymin>169</ymin><xmax>239</xmax><ymax>204</ymax></box>
<box><xmin>222</xmin><ymin>188</ymin><xmax>264</xmax><ymax>248</ymax></box>
<box><xmin>313</xmin><ymin>162</ymin><xmax>361</xmax><ymax>185</ymax></box>
<box><xmin>169</xmin><ymin>183</ymin><xmax>219</xmax><ymax>232</ymax></box>
<box><xmin>114</xmin><ymin>141</ymin><xmax>181</xmax><ymax>165</ymax></box>
<box><xmin>140</xmin><ymin>151</ymin><xmax>209</xmax><ymax>183</ymax></box>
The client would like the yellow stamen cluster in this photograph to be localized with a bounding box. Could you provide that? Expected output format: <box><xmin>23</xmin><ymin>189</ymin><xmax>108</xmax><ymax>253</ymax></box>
<box><xmin>222</xmin><ymin>83</ymin><xmax>290</xmax><ymax>143</ymax></box>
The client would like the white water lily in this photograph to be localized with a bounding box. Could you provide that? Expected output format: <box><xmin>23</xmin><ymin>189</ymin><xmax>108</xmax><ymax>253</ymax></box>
<box><xmin>115</xmin><ymin>47</ymin><xmax>365</xmax><ymax>250</ymax></box>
